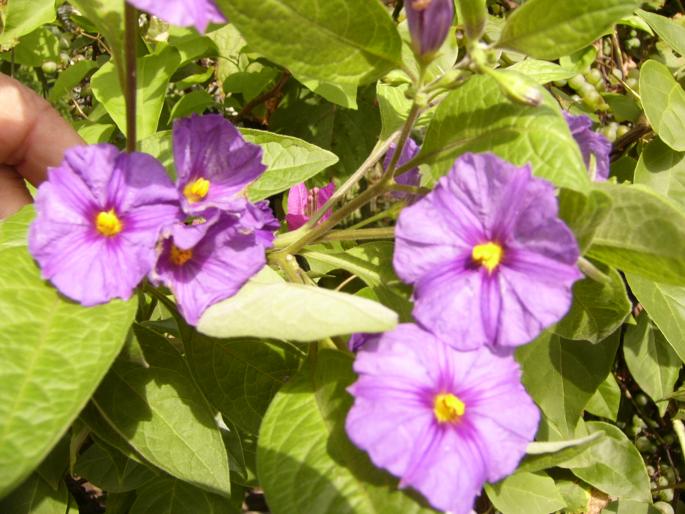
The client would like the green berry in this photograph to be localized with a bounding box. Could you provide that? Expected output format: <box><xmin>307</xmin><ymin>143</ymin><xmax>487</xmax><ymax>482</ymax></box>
<box><xmin>658</xmin><ymin>488</ymin><xmax>674</xmax><ymax>502</ymax></box>
<box><xmin>616</xmin><ymin>125</ymin><xmax>630</xmax><ymax>138</ymax></box>
<box><xmin>636</xmin><ymin>393</ymin><xmax>650</xmax><ymax>406</ymax></box>
<box><xmin>585</xmin><ymin>68</ymin><xmax>603</xmax><ymax>86</ymax></box>
<box><xmin>647</xmin><ymin>465</ymin><xmax>656</xmax><ymax>476</ymax></box>
<box><xmin>636</xmin><ymin>436</ymin><xmax>652</xmax><ymax>452</ymax></box>
<box><xmin>569</xmin><ymin>74</ymin><xmax>586</xmax><ymax>91</ymax></box>
<box><xmin>657</xmin><ymin>476</ymin><xmax>670</xmax><ymax>487</ymax></box>
<box><xmin>41</xmin><ymin>61</ymin><xmax>58</xmax><ymax>74</ymax></box>
<box><xmin>653</xmin><ymin>501</ymin><xmax>675</xmax><ymax>514</ymax></box>
<box><xmin>553</xmin><ymin>79</ymin><xmax>567</xmax><ymax>88</ymax></box>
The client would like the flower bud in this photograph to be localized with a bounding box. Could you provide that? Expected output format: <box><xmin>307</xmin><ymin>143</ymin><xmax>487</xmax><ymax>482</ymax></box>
<box><xmin>406</xmin><ymin>0</ymin><xmax>455</xmax><ymax>57</ymax></box>
<box><xmin>488</xmin><ymin>69</ymin><xmax>543</xmax><ymax>107</ymax></box>
<box><xmin>456</xmin><ymin>0</ymin><xmax>487</xmax><ymax>41</ymax></box>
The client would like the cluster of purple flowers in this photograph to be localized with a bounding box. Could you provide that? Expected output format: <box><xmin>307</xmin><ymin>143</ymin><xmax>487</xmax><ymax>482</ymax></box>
<box><xmin>29</xmin><ymin>115</ymin><xmax>277</xmax><ymax>325</ymax></box>
<box><xmin>346</xmin><ymin>143</ymin><xmax>586</xmax><ymax>512</ymax></box>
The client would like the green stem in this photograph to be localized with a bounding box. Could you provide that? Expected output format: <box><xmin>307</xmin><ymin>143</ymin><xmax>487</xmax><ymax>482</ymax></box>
<box><xmin>124</xmin><ymin>3</ymin><xmax>138</xmax><ymax>153</ymax></box>
<box><xmin>346</xmin><ymin>203</ymin><xmax>404</xmax><ymax>230</ymax></box>
<box><xmin>384</xmin><ymin>102</ymin><xmax>422</xmax><ymax>178</ymax></box>
<box><xmin>320</xmin><ymin>227</ymin><xmax>395</xmax><ymax>242</ymax></box>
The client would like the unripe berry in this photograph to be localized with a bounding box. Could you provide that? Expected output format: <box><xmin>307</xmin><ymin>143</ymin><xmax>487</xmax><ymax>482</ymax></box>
<box><xmin>636</xmin><ymin>436</ymin><xmax>651</xmax><ymax>452</ymax></box>
<box><xmin>569</xmin><ymin>74</ymin><xmax>586</xmax><ymax>91</ymax></box>
<box><xmin>41</xmin><ymin>61</ymin><xmax>58</xmax><ymax>74</ymax></box>
<box><xmin>653</xmin><ymin>502</ymin><xmax>674</xmax><ymax>514</ymax></box>
<box><xmin>616</xmin><ymin>125</ymin><xmax>630</xmax><ymax>138</ymax></box>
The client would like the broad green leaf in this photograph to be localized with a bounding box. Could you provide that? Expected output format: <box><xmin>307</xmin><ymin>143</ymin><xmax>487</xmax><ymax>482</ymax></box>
<box><xmin>74</xmin><ymin>442</ymin><xmax>156</xmax><ymax>493</ymax></box>
<box><xmin>0</xmin><ymin>474</ymin><xmax>73</xmax><ymax>514</ymax></box>
<box><xmin>637</xmin><ymin>9</ymin><xmax>685</xmax><ymax>57</ymax></box>
<box><xmin>0</xmin><ymin>206</ymin><xmax>137</xmax><ymax>498</ymax></box>
<box><xmin>168</xmin><ymin>89</ymin><xmax>215</xmax><ymax>122</ymax></box>
<box><xmin>420</xmin><ymin>74</ymin><xmax>589</xmax><ymax>191</ymax></box>
<box><xmin>185</xmin><ymin>334</ymin><xmax>303</xmax><ymax>435</ymax></box>
<box><xmin>485</xmin><ymin>471</ymin><xmax>565</xmax><ymax>514</ymax></box>
<box><xmin>626</xmin><ymin>274</ymin><xmax>685</xmax><ymax>364</ymax></box>
<box><xmin>624</xmin><ymin>312</ymin><xmax>680</xmax><ymax>415</ymax></box>
<box><xmin>588</xmin><ymin>182</ymin><xmax>685</xmax><ymax>286</ymax></box>
<box><xmin>558</xmin><ymin>188</ymin><xmax>612</xmax><ymax>252</ymax></box>
<box><xmin>519</xmin><ymin>433</ymin><xmax>603</xmax><ymax>473</ymax></box>
<box><xmin>139</xmin><ymin>131</ymin><xmax>174</xmax><ymax>174</ymax></box>
<box><xmin>640</xmin><ymin>60</ymin><xmax>685</xmax><ymax>152</ymax></box>
<box><xmin>0</xmin><ymin>0</ymin><xmax>55</xmax><ymax>50</ymax></box>
<box><xmin>10</xmin><ymin>27</ymin><xmax>60</xmax><ymax>67</ymax></box>
<box><xmin>197</xmin><ymin>269</ymin><xmax>398</xmax><ymax>341</ymax></box>
<box><xmin>258</xmin><ymin>349</ymin><xmax>437</xmax><ymax>514</ymax></box>
<box><xmin>564</xmin><ymin>421</ymin><xmax>651</xmax><ymax>502</ymax></box>
<box><xmin>215</xmin><ymin>0</ymin><xmax>402</xmax><ymax>86</ymax></box>
<box><xmin>91</xmin><ymin>46</ymin><xmax>182</xmax><ymax>140</ymax></box>
<box><xmin>585</xmin><ymin>373</ymin><xmax>621</xmax><ymax>421</ymax></box>
<box><xmin>129</xmin><ymin>478</ymin><xmax>238</xmax><ymax>514</ymax></box>
<box><xmin>93</xmin><ymin>324</ymin><xmax>231</xmax><ymax>497</ymax></box>
<box><xmin>507</xmin><ymin>58</ymin><xmax>577</xmax><ymax>84</ymax></box>
<box><xmin>36</xmin><ymin>437</ymin><xmax>69</xmax><ymax>491</ymax></box>
<box><xmin>555</xmin><ymin>477</ymin><xmax>592</xmax><ymax>513</ymax></box>
<box><xmin>377</xmin><ymin>83</ymin><xmax>413</xmax><ymax>140</ymax></box>
<box><xmin>554</xmin><ymin>264</ymin><xmax>630</xmax><ymax>343</ymax></box>
<box><xmin>243</xmin><ymin>129</ymin><xmax>339</xmax><ymax>201</ymax></box>
<box><xmin>69</xmin><ymin>0</ymin><xmax>125</xmax><ymax>89</ymax></box>
<box><xmin>516</xmin><ymin>331</ymin><xmax>619</xmax><ymax>437</ymax></box>
<box><xmin>48</xmin><ymin>60</ymin><xmax>99</xmax><ymax>104</ymax></box>
<box><xmin>497</xmin><ymin>0</ymin><xmax>639</xmax><ymax>60</ymax></box>
<box><xmin>634</xmin><ymin>137</ymin><xmax>685</xmax><ymax>209</ymax></box>
<box><xmin>299</xmin><ymin>78</ymin><xmax>358</xmax><ymax>109</ymax></box>
<box><xmin>75</xmin><ymin>122</ymin><xmax>117</xmax><ymax>145</ymax></box>
<box><xmin>604</xmin><ymin>499</ymin><xmax>662</xmax><ymax>514</ymax></box>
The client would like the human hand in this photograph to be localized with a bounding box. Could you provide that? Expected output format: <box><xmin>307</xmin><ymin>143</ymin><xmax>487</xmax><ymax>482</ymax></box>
<box><xmin>0</xmin><ymin>73</ymin><xmax>83</xmax><ymax>219</ymax></box>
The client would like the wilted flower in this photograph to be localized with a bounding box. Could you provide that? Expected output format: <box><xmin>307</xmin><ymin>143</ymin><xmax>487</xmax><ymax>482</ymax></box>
<box><xmin>127</xmin><ymin>0</ymin><xmax>226</xmax><ymax>34</ymax></box>
<box><xmin>346</xmin><ymin>323</ymin><xmax>539</xmax><ymax>514</ymax></box>
<box><xmin>150</xmin><ymin>207</ymin><xmax>277</xmax><ymax>325</ymax></box>
<box><xmin>174</xmin><ymin>115</ymin><xmax>266</xmax><ymax>216</ymax></box>
<box><xmin>406</xmin><ymin>0</ymin><xmax>455</xmax><ymax>57</ymax></box>
<box><xmin>285</xmin><ymin>182</ymin><xmax>335</xmax><ymax>230</ymax></box>
<box><xmin>564</xmin><ymin>112</ymin><xmax>611</xmax><ymax>181</ymax></box>
<box><xmin>394</xmin><ymin>152</ymin><xmax>581</xmax><ymax>350</ymax></box>
<box><xmin>29</xmin><ymin>144</ymin><xmax>180</xmax><ymax>305</ymax></box>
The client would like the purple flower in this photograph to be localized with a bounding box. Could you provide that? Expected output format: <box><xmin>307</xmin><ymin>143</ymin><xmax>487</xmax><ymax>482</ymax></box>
<box><xmin>29</xmin><ymin>144</ymin><xmax>180</xmax><ymax>306</ymax></box>
<box><xmin>564</xmin><ymin>112</ymin><xmax>611</xmax><ymax>181</ymax></box>
<box><xmin>348</xmin><ymin>332</ymin><xmax>380</xmax><ymax>352</ymax></box>
<box><xmin>385</xmin><ymin>139</ymin><xmax>421</xmax><ymax>199</ymax></box>
<box><xmin>406</xmin><ymin>0</ymin><xmax>455</xmax><ymax>56</ymax></box>
<box><xmin>150</xmin><ymin>207</ymin><xmax>276</xmax><ymax>325</ymax></box>
<box><xmin>174</xmin><ymin>115</ymin><xmax>266</xmax><ymax>216</ymax></box>
<box><xmin>394</xmin><ymin>152</ymin><xmax>581</xmax><ymax>350</ymax></box>
<box><xmin>285</xmin><ymin>182</ymin><xmax>335</xmax><ymax>230</ymax></box>
<box><xmin>346</xmin><ymin>323</ymin><xmax>539</xmax><ymax>514</ymax></box>
<box><xmin>127</xmin><ymin>0</ymin><xmax>225</xmax><ymax>34</ymax></box>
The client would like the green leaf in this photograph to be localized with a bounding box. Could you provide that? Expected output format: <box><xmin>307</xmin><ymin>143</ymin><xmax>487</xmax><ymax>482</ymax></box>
<box><xmin>604</xmin><ymin>499</ymin><xmax>662</xmax><ymax>514</ymax></box>
<box><xmin>48</xmin><ymin>60</ymin><xmax>99</xmax><ymax>104</ymax></box>
<box><xmin>497</xmin><ymin>0</ymin><xmax>639</xmax><ymax>60</ymax></box>
<box><xmin>516</xmin><ymin>331</ymin><xmax>619</xmax><ymax>437</ymax></box>
<box><xmin>634</xmin><ymin>137</ymin><xmax>685</xmax><ymax>210</ymax></box>
<box><xmin>507</xmin><ymin>58</ymin><xmax>577</xmax><ymax>85</ymax></box>
<box><xmin>298</xmin><ymin>78</ymin><xmax>358</xmax><ymax>109</ymax></box>
<box><xmin>558</xmin><ymin>188</ymin><xmax>612</xmax><ymax>252</ymax></box>
<box><xmin>420</xmin><ymin>74</ymin><xmax>589</xmax><ymax>192</ymax></box>
<box><xmin>129</xmin><ymin>477</ymin><xmax>238</xmax><ymax>514</ymax></box>
<box><xmin>215</xmin><ymin>0</ymin><xmax>402</xmax><ymax>86</ymax></box>
<box><xmin>554</xmin><ymin>263</ymin><xmax>630</xmax><ymax>343</ymax></box>
<box><xmin>0</xmin><ymin>207</ymin><xmax>138</xmax><ymax>499</ymax></box>
<box><xmin>637</xmin><ymin>9</ymin><xmax>685</xmax><ymax>58</ymax></box>
<box><xmin>520</xmin><ymin>433</ymin><xmax>604</xmax><ymax>473</ymax></box>
<box><xmin>139</xmin><ymin>131</ymin><xmax>174</xmax><ymax>174</ymax></box>
<box><xmin>626</xmin><ymin>274</ymin><xmax>685</xmax><ymax>364</ymax></box>
<box><xmin>0</xmin><ymin>0</ymin><xmax>55</xmax><ymax>50</ymax></box>
<box><xmin>197</xmin><ymin>268</ymin><xmax>398</xmax><ymax>341</ymax></box>
<box><xmin>244</xmin><ymin>129</ymin><xmax>339</xmax><ymax>201</ymax></box>
<box><xmin>92</xmin><ymin>324</ymin><xmax>231</xmax><ymax>497</ymax></box>
<box><xmin>10</xmin><ymin>27</ymin><xmax>60</xmax><ymax>67</ymax></box>
<box><xmin>624</xmin><ymin>312</ymin><xmax>680</xmax><ymax>415</ymax></box>
<box><xmin>185</xmin><ymin>333</ymin><xmax>303</xmax><ymax>435</ymax></box>
<box><xmin>69</xmin><ymin>0</ymin><xmax>125</xmax><ymax>90</ymax></box>
<box><xmin>257</xmin><ymin>349</ymin><xmax>437</xmax><ymax>514</ymax></box>
<box><xmin>640</xmin><ymin>60</ymin><xmax>685</xmax><ymax>152</ymax></box>
<box><xmin>585</xmin><ymin>373</ymin><xmax>621</xmax><ymax>421</ymax></box>
<box><xmin>168</xmin><ymin>89</ymin><xmax>215</xmax><ymax>122</ymax></box>
<box><xmin>564</xmin><ymin>421</ymin><xmax>651</xmax><ymax>502</ymax></box>
<box><xmin>588</xmin><ymin>182</ymin><xmax>685</xmax><ymax>286</ymax></box>
<box><xmin>485</xmin><ymin>471</ymin><xmax>566</xmax><ymax>514</ymax></box>
<box><xmin>91</xmin><ymin>46</ymin><xmax>182</xmax><ymax>140</ymax></box>
<box><xmin>74</xmin><ymin>442</ymin><xmax>156</xmax><ymax>493</ymax></box>
<box><xmin>75</xmin><ymin>122</ymin><xmax>117</xmax><ymax>145</ymax></box>
<box><xmin>0</xmin><ymin>474</ymin><xmax>73</xmax><ymax>514</ymax></box>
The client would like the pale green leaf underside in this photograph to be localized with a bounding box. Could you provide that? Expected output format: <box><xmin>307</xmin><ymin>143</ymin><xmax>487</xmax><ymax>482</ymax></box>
<box><xmin>0</xmin><ymin>0</ymin><xmax>55</xmax><ymax>50</ymax></box>
<box><xmin>640</xmin><ymin>60</ymin><xmax>685</xmax><ymax>152</ymax></box>
<box><xmin>485</xmin><ymin>471</ymin><xmax>566</xmax><ymax>514</ymax></box>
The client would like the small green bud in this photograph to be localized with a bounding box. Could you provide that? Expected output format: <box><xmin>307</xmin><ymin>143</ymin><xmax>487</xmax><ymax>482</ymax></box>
<box><xmin>636</xmin><ymin>393</ymin><xmax>649</xmax><ymax>406</ymax></box>
<box><xmin>585</xmin><ymin>68</ymin><xmax>603</xmax><ymax>87</ymax></box>
<box><xmin>487</xmin><ymin>69</ymin><xmax>543</xmax><ymax>107</ymax></box>
<box><xmin>658</xmin><ymin>488</ymin><xmax>674</xmax><ymax>502</ymax></box>
<box><xmin>383</xmin><ymin>70</ymin><xmax>412</xmax><ymax>86</ymax></box>
<box><xmin>568</xmin><ymin>74</ymin><xmax>586</xmax><ymax>91</ymax></box>
<box><xmin>636</xmin><ymin>436</ymin><xmax>651</xmax><ymax>452</ymax></box>
<box><xmin>616</xmin><ymin>125</ymin><xmax>630</xmax><ymax>138</ymax></box>
<box><xmin>41</xmin><ymin>61</ymin><xmax>58</xmax><ymax>74</ymax></box>
<box><xmin>456</xmin><ymin>0</ymin><xmax>487</xmax><ymax>41</ymax></box>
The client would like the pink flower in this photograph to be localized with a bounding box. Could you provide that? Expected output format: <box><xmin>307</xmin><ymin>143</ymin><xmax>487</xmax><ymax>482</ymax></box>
<box><xmin>285</xmin><ymin>182</ymin><xmax>335</xmax><ymax>230</ymax></box>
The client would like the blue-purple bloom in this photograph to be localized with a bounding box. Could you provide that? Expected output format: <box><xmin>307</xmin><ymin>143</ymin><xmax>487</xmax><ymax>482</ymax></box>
<box><xmin>174</xmin><ymin>115</ymin><xmax>266</xmax><ymax>216</ymax></box>
<box><xmin>394</xmin><ymin>152</ymin><xmax>582</xmax><ymax>350</ymax></box>
<box><xmin>406</xmin><ymin>0</ymin><xmax>455</xmax><ymax>56</ymax></box>
<box><xmin>150</xmin><ymin>208</ymin><xmax>277</xmax><ymax>325</ymax></box>
<box><xmin>126</xmin><ymin>0</ymin><xmax>226</xmax><ymax>34</ymax></box>
<box><xmin>346</xmin><ymin>323</ymin><xmax>539</xmax><ymax>514</ymax></box>
<box><xmin>348</xmin><ymin>332</ymin><xmax>380</xmax><ymax>352</ymax></box>
<box><xmin>385</xmin><ymin>139</ymin><xmax>421</xmax><ymax>200</ymax></box>
<box><xmin>286</xmin><ymin>182</ymin><xmax>335</xmax><ymax>230</ymax></box>
<box><xmin>564</xmin><ymin>112</ymin><xmax>611</xmax><ymax>181</ymax></box>
<box><xmin>29</xmin><ymin>144</ymin><xmax>180</xmax><ymax>305</ymax></box>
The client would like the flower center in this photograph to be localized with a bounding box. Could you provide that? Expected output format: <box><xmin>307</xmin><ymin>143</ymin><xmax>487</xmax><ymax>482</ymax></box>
<box><xmin>170</xmin><ymin>245</ymin><xmax>193</xmax><ymax>266</ymax></box>
<box><xmin>95</xmin><ymin>209</ymin><xmax>123</xmax><ymax>237</ymax></box>
<box><xmin>433</xmin><ymin>393</ymin><xmax>465</xmax><ymax>424</ymax></box>
<box><xmin>183</xmin><ymin>178</ymin><xmax>211</xmax><ymax>203</ymax></box>
<box><xmin>472</xmin><ymin>241</ymin><xmax>503</xmax><ymax>273</ymax></box>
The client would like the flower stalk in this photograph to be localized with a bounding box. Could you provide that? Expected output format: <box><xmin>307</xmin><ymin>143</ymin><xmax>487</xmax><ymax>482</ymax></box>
<box><xmin>124</xmin><ymin>2</ymin><xmax>138</xmax><ymax>153</ymax></box>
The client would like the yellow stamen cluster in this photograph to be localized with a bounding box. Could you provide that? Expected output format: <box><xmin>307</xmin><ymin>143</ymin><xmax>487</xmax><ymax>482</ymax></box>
<box><xmin>433</xmin><ymin>393</ymin><xmax>466</xmax><ymax>424</ymax></box>
<box><xmin>183</xmin><ymin>178</ymin><xmax>211</xmax><ymax>203</ymax></box>
<box><xmin>95</xmin><ymin>209</ymin><xmax>123</xmax><ymax>237</ymax></box>
<box><xmin>170</xmin><ymin>246</ymin><xmax>193</xmax><ymax>266</ymax></box>
<box><xmin>472</xmin><ymin>241</ymin><xmax>504</xmax><ymax>273</ymax></box>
